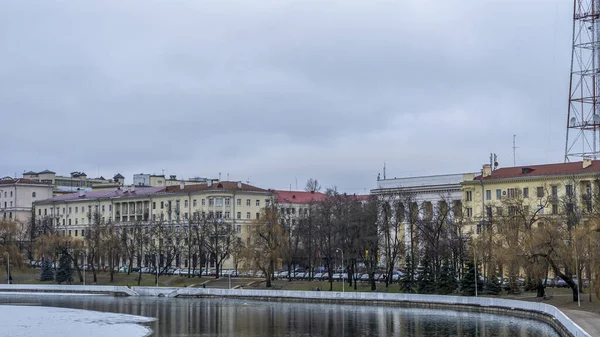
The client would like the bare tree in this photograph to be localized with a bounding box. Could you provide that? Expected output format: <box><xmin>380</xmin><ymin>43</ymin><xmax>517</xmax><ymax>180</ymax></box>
<box><xmin>305</xmin><ymin>178</ymin><xmax>321</xmax><ymax>193</ymax></box>
<box><xmin>204</xmin><ymin>217</ymin><xmax>235</xmax><ymax>279</ymax></box>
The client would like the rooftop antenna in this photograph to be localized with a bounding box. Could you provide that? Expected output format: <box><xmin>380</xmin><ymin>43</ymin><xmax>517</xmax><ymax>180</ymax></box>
<box><xmin>295</xmin><ymin>177</ymin><xmax>298</xmax><ymax>190</ymax></box>
<box><xmin>219</xmin><ymin>172</ymin><xmax>221</xmax><ymax>181</ymax></box>
<box><xmin>246</xmin><ymin>177</ymin><xmax>251</xmax><ymax>184</ymax></box>
<box><xmin>383</xmin><ymin>162</ymin><xmax>386</xmax><ymax>180</ymax></box>
<box><xmin>227</xmin><ymin>173</ymin><xmax>229</xmax><ymax>181</ymax></box>
<box><xmin>513</xmin><ymin>135</ymin><xmax>518</xmax><ymax>166</ymax></box>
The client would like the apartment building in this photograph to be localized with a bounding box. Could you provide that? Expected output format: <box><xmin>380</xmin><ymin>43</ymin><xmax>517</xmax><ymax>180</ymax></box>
<box><xmin>461</xmin><ymin>158</ymin><xmax>600</xmax><ymax>233</ymax></box>
<box><xmin>34</xmin><ymin>181</ymin><xmax>273</xmax><ymax>268</ymax></box>
<box><xmin>0</xmin><ymin>178</ymin><xmax>54</xmax><ymax>224</ymax></box>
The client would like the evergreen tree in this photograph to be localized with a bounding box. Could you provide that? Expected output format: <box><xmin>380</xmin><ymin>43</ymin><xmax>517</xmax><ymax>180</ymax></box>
<box><xmin>417</xmin><ymin>255</ymin><xmax>435</xmax><ymax>294</ymax></box>
<box><xmin>55</xmin><ymin>249</ymin><xmax>73</xmax><ymax>284</ymax></box>
<box><xmin>484</xmin><ymin>274</ymin><xmax>501</xmax><ymax>295</ymax></box>
<box><xmin>460</xmin><ymin>260</ymin><xmax>483</xmax><ymax>296</ymax></box>
<box><xmin>40</xmin><ymin>259</ymin><xmax>54</xmax><ymax>282</ymax></box>
<box><xmin>399</xmin><ymin>253</ymin><xmax>415</xmax><ymax>293</ymax></box>
<box><xmin>437</xmin><ymin>258</ymin><xmax>458</xmax><ymax>295</ymax></box>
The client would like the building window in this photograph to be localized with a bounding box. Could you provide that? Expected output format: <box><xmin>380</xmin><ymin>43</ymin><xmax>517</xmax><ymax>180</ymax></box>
<box><xmin>160</xmin><ymin>201</ymin><xmax>164</xmax><ymax>209</ymax></box>
<box><xmin>246</xmin><ymin>199</ymin><xmax>251</xmax><ymax>206</ymax></box>
<box><xmin>246</xmin><ymin>212</ymin><xmax>251</xmax><ymax>219</ymax></box>
<box><xmin>184</xmin><ymin>212</ymin><xmax>188</xmax><ymax>220</ymax></box>
<box><xmin>32</xmin><ymin>192</ymin><xmax>36</xmax><ymax>198</ymax></box>
<box><xmin>237</xmin><ymin>199</ymin><xmax>241</xmax><ymax>206</ymax></box>
<box><xmin>552</xmin><ymin>186</ymin><xmax>558</xmax><ymax>200</ymax></box>
<box><xmin>508</xmin><ymin>206</ymin><xmax>517</xmax><ymax>216</ymax></box>
<box><xmin>10</xmin><ymin>191</ymin><xmax>12</xmax><ymax>197</ymax></box>
<box><xmin>75</xmin><ymin>219</ymin><xmax>78</xmax><ymax>225</ymax></box>
<box><xmin>266</xmin><ymin>199</ymin><xmax>271</xmax><ymax>208</ymax></box>
<box><xmin>202</xmin><ymin>199</ymin><xmax>206</xmax><ymax>206</ymax></box>
<box><xmin>152</xmin><ymin>202</ymin><xmax>156</xmax><ymax>210</ymax></box>
<box><xmin>466</xmin><ymin>208</ymin><xmax>473</xmax><ymax>217</ymax></box>
<box><xmin>75</xmin><ymin>207</ymin><xmax>78</xmax><ymax>214</ymax></box>
<box><xmin>44</xmin><ymin>209</ymin><xmax>47</xmax><ymax>216</ymax></box>
<box><xmin>75</xmin><ymin>230</ymin><xmax>78</xmax><ymax>237</ymax></box>
<box><xmin>38</xmin><ymin>209</ymin><xmax>41</xmax><ymax>215</ymax></box>
<box><xmin>485</xmin><ymin>190</ymin><xmax>491</xmax><ymax>200</ymax></box>
<box><xmin>466</xmin><ymin>191</ymin><xmax>472</xmax><ymax>202</ymax></box>
<box><xmin>216</xmin><ymin>211</ymin><xmax>223</xmax><ymax>218</ymax></box>
<box><xmin>225</xmin><ymin>211</ymin><xmax>230</xmax><ymax>219</ymax></box>
<box><xmin>68</xmin><ymin>230</ymin><xmax>71</xmax><ymax>236</ymax></box>
<box><xmin>486</xmin><ymin>206</ymin><xmax>492</xmax><ymax>218</ymax></box>
<box><xmin>256</xmin><ymin>200</ymin><xmax>260</xmax><ymax>207</ymax></box>
<box><xmin>236</xmin><ymin>225</ymin><xmax>241</xmax><ymax>233</ymax></box>
<box><xmin>496</xmin><ymin>189</ymin><xmax>501</xmax><ymax>200</ymax></box>
<box><xmin>68</xmin><ymin>219</ymin><xmax>71</xmax><ymax>225</ymax></box>
<box><xmin>237</xmin><ymin>212</ymin><xmax>241</xmax><ymax>219</ymax></box>
<box><xmin>537</xmin><ymin>186</ymin><xmax>544</xmax><ymax>198</ymax></box>
<box><xmin>225</xmin><ymin>198</ymin><xmax>231</xmax><ymax>206</ymax></box>
<box><xmin>523</xmin><ymin>188</ymin><xmax>529</xmax><ymax>198</ymax></box>
<box><xmin>81</xmin><ymin>230</ymin><xmax>85</xmax><ymax>237</ymax></box>
<box><xmin>565</xmin><ymin>184</ymin><xmax>573</xmax><ymax>197</ymax></box>
<box><xmin>496</xmin><ymin>207</ymin><xmax>503</xmax><ymax>216</ymax></box>
<box><xmin>193</xmin><ymin>199</ymin><xmax>197</xmax><ymax>207</ymax></box>
<box><xmin>184</xmin><ymin>200</ymin><xmax>188</xmax><ymax>208</ymax></box>
<box><xmin>552</xmin><ymin>204</ymin><xmax>558</xmax><ymax>214</ymax></box>
<box><xmin>507</xmin><ymin>188</ymin><xmax>516</xmax><ymax>199</ymax></box>
<box><xmin>216</xmin><ymin>198</ymin><xmax>224</xmax><ymax>207</ymax></box>
<box><xmin>209</xmin><ymin>198</ymin><xmax>215</xmax><ymax>206</ymax></box>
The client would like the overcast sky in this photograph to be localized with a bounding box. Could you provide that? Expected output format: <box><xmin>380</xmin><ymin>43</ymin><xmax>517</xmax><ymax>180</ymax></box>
<box><xmin>0</xmin><ymin>0</ymin><xmax>572</xmax><ymax>193</ymax></box>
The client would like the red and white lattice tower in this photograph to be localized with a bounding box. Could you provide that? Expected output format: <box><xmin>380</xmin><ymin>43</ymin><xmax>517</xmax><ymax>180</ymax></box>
<box><xmin>565</xmin><ymin>0</ymin><xmax>600</xmax><ymax>161</ymax></box>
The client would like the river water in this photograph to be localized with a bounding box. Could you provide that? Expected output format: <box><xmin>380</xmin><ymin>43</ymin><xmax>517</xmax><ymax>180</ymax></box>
<box><xmin>0</xmin><ymin>293</ymin><xmax>560</xmax><ymax>337</ymax></box>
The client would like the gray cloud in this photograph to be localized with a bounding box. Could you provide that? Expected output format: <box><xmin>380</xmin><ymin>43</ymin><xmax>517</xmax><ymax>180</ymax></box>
<box><xmin>0</xmin><ymin>0</ymin><xmax>573</xmax><ymax>192</ymax></box>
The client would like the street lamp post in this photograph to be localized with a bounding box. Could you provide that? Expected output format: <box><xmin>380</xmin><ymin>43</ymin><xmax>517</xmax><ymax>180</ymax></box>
<box><xmin>4</xmin><ymin>252</ymin><xmax>9</xmax><ymax>285</ymax></box>
<box><xmin>156</xmin><ymin>253</ymin><xmax>159</xmax><ymax>287</ymax></box>
<box><xmin>336</xmin><ymin>248</ymin><xmax>344</xmax><ymax>293</ymax></box>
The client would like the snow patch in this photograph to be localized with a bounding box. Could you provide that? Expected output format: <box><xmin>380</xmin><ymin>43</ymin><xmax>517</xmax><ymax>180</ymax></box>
<box><xmin>0</xmin><ymin>305</ymin><xmax>155</xmax><ymax>337</ymax></box>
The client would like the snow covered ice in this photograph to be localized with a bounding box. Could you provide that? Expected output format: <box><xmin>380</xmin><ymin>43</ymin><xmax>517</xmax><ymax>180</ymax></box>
<box><xmin>0</xmin><ymin>305</ymin><xmax>155</xmax><ymax>337</ymax></box>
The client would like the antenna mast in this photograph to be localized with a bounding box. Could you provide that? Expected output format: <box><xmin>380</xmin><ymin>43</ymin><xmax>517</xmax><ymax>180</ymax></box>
<box><xmin>565</xmin><ymin>0</ymin><xmax>600</xmax><ymax>161</ymax></box>
<box><xmin>513</xmin><ymin>135</ymin><xmax>518</xmax><ymax>166</ymax></box>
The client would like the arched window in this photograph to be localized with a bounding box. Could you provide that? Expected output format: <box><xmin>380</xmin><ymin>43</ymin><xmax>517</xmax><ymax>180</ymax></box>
<box><xmin>32</xmin><ymin>192</ymin><xmax>36</xmax><ymax>198</ymax></box>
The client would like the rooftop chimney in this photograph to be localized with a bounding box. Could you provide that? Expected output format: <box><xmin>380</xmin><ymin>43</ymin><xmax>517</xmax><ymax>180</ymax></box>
<box><xmin>482</xmin><ymin>164</ymin><xmax>492</xmax><ymax>178</ymax></box>
<box><xmin>584</xmin><ymin>156</ymin><xmax>592</xmax><ymax>169</ymax></box>
<box><xmin>180</xmin><ymin>181</ymin><xmax>185</xmax><ymax>190</ymax></box>
<box><xmin>207</xmin><ymin>180</ymin><xmax>213</xmax><ymax>187</ymax></box>
<box><xmin>237</xmin><ymin>181</ymin><xmax>242</xmax><ymax>188</ymax></box>
<box><xmin>78</xmin><ymin>189</ymin><xmax>85</xmax><ymax>197</ymax></box>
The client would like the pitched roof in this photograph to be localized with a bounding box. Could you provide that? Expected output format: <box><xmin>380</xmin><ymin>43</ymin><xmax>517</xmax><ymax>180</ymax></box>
<box><xmin>113</xmin><ymin>173</ymin><xmax>125</xmax><ymax>179</ymax></box>
<box><xmin>473</xmin><ymin>160</ymin><xmax>600</xmax><ymax>181</ymax></box>
<box><xmin>38</xmin><ymin>169</ymin><xmax>56</xmax><ymax>174</ymax></box>
<box><xmin>23</xmin><ymin>171</ymin><xmax>37</xmax><ymax>175</ymax></box>
<box><xmin>35</xmin><ymin>187</ymin><xmax>166</xmax><ymax>204</ymax></box>
<box><xmin>0</xmin><ymin>178</ymin><xmax>52</xmax><ymax>186</ymax></box>
<box><xmin>164</xmin><ymin>181</ymin><xmax>268</xmax><ymax>193</ymax></box>
<box><xmin>275</xmin><ymin>190</ymin><xmax>328</xmax><ymax>204</ymax></box>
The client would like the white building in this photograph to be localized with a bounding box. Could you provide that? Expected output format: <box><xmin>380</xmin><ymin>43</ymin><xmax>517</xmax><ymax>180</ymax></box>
<box><xmin>370</xmin><ymin>173</ymin><xmax>471</xmax><ymax>249</ymax></box>
<box><xmin>0</xmin><ymin>178</ymin><xmax>54</xmax><ymax>224</ymax></box>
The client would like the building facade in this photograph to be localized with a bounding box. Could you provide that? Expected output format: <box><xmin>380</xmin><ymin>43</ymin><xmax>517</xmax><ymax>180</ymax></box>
<box><xmin>462</xmin><ymin>159</ymin><xmax>600</xmax><ymax>232</ymax></box>
<box><xmin>0</xmin><ymin>178</ymin><xmax>54</xmax><ymax>224</ymax></box>
<box><xmin>22</xmin><ymin>170</ymin><xmax>124</xmax><ymax>195</ymax></box>
<box><xmin>34</xmin><ymin>181</ymin><xmax>273</xmax><ymax>269</ymax></box>
<box><xmin>133</xmin><ymin>173</ymin><xmax>212</xmax><ymax>187</ymax></box>
<box><xmin>371</xmin><ymin>173</ymin><xmax>470</xmax><ymax>248</ymax></box>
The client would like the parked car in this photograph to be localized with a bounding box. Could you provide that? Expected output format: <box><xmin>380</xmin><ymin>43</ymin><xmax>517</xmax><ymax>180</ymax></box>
<box><xmin>313</xmin><ymin>272</ymin><xmax>324</xmax><ymax>280</ymax></box>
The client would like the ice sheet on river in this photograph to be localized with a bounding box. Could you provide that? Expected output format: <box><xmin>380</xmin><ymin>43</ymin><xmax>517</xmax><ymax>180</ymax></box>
<box><xmin>0</xmin><ymin>305</ymin><xmax>155</xmax><ymax>337</ymax></box>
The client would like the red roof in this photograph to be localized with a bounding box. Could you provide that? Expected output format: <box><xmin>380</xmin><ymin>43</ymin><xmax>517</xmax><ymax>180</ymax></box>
<box><xmin>275</xmin><ymin>190</ymin><xmax>328</xmax><ymax>204</ymax></box>
<box><xmin>474</xmin><ymin>160</ymin><xmax>600</xmax><ymax>180</ymax></box>
<box><xmin>164</xmin><ymin>181</ymin><xmax>268</xmax><ymax>193</ymax></box>
<box><xmin>0</xmin><ymin>178</ymin><xmax>51</xmax><ymax>185</ymax></box>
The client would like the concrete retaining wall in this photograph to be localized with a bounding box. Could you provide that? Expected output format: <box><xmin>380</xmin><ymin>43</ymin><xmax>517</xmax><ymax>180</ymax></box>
<box><xmin>130</xmin><ymin>287</ymin><xmax>589</xmax><ymax>337</ymax></box>
<box><xmin>0</xmin><ymin>284</ymin><xmax>588</xmax><ymax>337</ymax></box>
<box><xmin>0</xmin><ymin>284</ymin><xmax>138</xmax><ymax>296</ymax></box>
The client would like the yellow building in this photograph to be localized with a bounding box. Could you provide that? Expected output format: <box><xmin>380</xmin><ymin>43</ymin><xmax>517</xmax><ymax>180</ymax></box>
<box><xmin>462</xmin><ymin>158</ymin><xmax>600</xmax><ymax>233</ymax></box>
<box><xmin>34</xmin><ymin>181</ymin><xmax>273</xmax><ymax>269</ymax></box>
